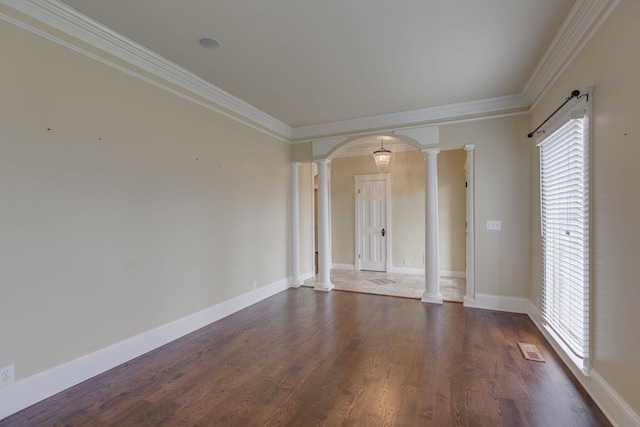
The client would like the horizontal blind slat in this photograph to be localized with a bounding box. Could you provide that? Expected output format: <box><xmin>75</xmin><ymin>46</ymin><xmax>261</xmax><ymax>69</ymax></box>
<box><xmin>540</xmin><ymin>117</ymin><xmax>589</xmax><ymax>360</ymax></box>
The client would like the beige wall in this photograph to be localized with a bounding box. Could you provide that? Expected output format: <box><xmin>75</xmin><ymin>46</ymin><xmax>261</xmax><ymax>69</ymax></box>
<box><xmin>438</xmin><ymin>149</ymin><xmax>467</xmax><ymax>273</ymax></box>
<box><xmin>329</xmin><ymin>115</ymin><xmax>530</xmax><ymax>298</ymax></box>
<box><xmin>330</xmin><ymin>150</ymin><xmax>425</xmax><ymax>269</ymax></box>
<box><xmin>329</xmin><ymin>149</ymin><xmax>467</xmax><ymax>273</ymax></box>
<box><xmin>298</xmin><ymin>162</ymin><xmax>314</xmax><ymax>275</ymax></box>
<box><xmin>0</xmin><ymin>20</ymin><xmax>290</xmax><ymax>380</ymax></box>
<box><xmin>528</xmin><ymin>0</ymin><xmax>640</xmax><ymax>414</ymax></box>
<box><xmin>440</xmin><ymin>115</ymin><xmax>530</xmax><ymax>298</ymax></box>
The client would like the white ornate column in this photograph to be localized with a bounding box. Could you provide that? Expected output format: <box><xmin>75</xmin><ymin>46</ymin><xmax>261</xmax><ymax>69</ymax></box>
<box><xmin>422</xmin><ymin>148</ymin><xmax>443</xmax><ymax>304</ymax></box>
<box><xmin>464</xmin><ymin>145</ymin><xmax>476</xmax><ymax>304</ymax></box>
<box><xmin>290</xmin><ymin>162</ymin><xmax>302</xmax><ymax>288</ymax></box>
<box><xmin>315</xmin><ymin>159</ymin><xmax>334</xmax><ymax>291</ymax></box>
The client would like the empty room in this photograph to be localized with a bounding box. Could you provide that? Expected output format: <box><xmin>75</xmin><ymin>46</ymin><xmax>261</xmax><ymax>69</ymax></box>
<box><xmin>0</xmin><ymin>0</ymin><xmax>638</xmax><ymax>425</ymax></box>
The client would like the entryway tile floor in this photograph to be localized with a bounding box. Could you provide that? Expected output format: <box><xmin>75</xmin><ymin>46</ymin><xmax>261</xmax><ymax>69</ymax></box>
<box><xmin>302</xmin><ymin>270</ymin><xmax>467</xmax><ymax>303</ymax></box>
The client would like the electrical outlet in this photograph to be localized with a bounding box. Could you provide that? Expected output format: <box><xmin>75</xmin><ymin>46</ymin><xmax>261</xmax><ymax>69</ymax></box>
<box><xmin>252</xmin><ymin>281</ymin><xmax>257</xmax><ymax>290</ymax></box>
<box><xmin>403</xmin><ymin>258</ymin><xmax>410</xmax><ymax>266</ymax></box>
<box><xmin>0</xmin><ymin>365</ymin><xmax>15</xmax><ymax>388</ymax></box>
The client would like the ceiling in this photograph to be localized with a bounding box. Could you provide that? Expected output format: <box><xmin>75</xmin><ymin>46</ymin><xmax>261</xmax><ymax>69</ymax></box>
<box><xmin>59</xmin><ymin>0</ymin><xmax>576</xmax><ymax>131</ymax></box>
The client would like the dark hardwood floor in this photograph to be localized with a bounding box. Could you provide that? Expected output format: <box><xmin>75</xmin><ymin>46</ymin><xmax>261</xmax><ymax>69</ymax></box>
<box><xmin>1</xmin><ymin>288</ymin><xmax>611</xmax><ymax>426</ymax></box>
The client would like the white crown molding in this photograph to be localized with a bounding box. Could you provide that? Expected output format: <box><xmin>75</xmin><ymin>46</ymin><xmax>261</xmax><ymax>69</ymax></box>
<box><xmin>523</xmin><ymin>0</ymin><xmax>621</xmax><ymax>107</ymax></box>
<box><xmin>293</xmin><ymin>0</ymin><xmax>621</xmax><ymax>141</ymax></box>
<box><xmin>0</xmin><ymin>0</ymin><xmax>292</xmax><ymax>141</ymax></box>
<box><xmin>0</xmin><ymin>0</ymin><xmax>620</xmax><ymax>143</ymax></box>
<box><xmin>291</xmin><ymin>94</ymin><xmax>528</xmax><ymax>140</ymax></box>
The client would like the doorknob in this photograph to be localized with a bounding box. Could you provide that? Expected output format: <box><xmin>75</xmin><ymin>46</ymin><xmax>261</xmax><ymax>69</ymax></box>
<box><xmin>382</xmin><ymin>228</ymin><xmax>385</xmax><ymax>237</ymax></box>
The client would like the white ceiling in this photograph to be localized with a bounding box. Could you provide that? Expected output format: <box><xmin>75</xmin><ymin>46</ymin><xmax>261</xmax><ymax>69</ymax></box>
<box><xmin>60</xmin><ymin>0</ymin><xmax>575</xmax><ymax>131</ymax></box>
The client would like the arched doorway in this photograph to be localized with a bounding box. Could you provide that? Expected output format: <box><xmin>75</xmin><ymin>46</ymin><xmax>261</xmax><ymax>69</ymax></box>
<box><xmin>292</xmin><ymin>134</ymin><xmax>475</xmax><ymax>304</ymax></box>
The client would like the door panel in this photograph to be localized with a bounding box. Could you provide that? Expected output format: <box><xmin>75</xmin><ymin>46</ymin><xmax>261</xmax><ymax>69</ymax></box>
<box><xmin>359</xmin><ymin>180</ymin><xmax>386</xmax><ymax>271</ymax></box>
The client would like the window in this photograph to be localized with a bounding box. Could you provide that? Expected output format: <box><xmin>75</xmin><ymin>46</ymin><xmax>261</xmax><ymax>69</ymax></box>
<box><xmin>539</xmin><ymin>100</ymin><xmax>590</xmax><ymax>372</ymax></box>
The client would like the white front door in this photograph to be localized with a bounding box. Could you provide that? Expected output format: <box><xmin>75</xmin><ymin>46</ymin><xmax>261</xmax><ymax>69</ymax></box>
<box><xmin>355</xmin><ymin>175</ymin><xmax>389</xmax><ymax>272</ymax></box>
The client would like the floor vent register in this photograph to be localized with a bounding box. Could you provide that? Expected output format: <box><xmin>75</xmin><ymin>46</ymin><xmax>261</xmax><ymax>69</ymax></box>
<box><xmin>518</xmin><ymin>342</ymin><xmax>545</xmax><ymax>362</ymax></box>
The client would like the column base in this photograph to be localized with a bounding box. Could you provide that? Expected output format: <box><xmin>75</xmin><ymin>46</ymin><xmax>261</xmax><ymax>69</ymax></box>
<box><xmin>421</xmin><ymin>292</ymin><xmax>443</xmax><ymax>304</ymax></box>
<box><xmin>463</xmin><ymin>295</ymin><xmax>475</xmax><ymax>305</ymax></box>
<box><xmin>291</xmin><ymin>280</ymin><xmax>303</xmax><ymax>288</ymax></box>
<box><xmin>314</xmin><ymin>282</ymin><xmax>335</xmax><ymax>292</ymax></box>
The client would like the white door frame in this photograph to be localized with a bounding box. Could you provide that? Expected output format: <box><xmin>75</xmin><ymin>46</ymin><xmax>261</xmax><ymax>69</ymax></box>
<box><xmin>463</xmin><ymin>144</ymin><xmax>476</xmax><ymax>304</ymax></box>
<box><xmin>354</xmin><ymin>173</ymin><xmax>391</xmax><ymax>272</ymax></box>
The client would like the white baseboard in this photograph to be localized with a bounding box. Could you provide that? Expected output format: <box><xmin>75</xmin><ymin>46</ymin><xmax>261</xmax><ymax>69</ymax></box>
<box><xmin>299</xmin><ymin>270</ymin><xmax>315</xmax><ymax>282</ymax></box>
<box><xmin>291</xmin><ymin>270</ymin><xmax>315</xmax><ymax>287</ymax></box>
<box><xmin>332</xmin><ymin>263</ymin><xmax>355</xmax><ymax>270</ymax></box>
<box><xmin>527</xmin><ymin>302</ymin><xmax>640</xmax><ymax>427</ymax></box>
<box><xmin>0</xmin><ymin>277</ymin><xmax>291</xmax><ymax>421</ymax></box>
<box><xmin>439</xmin><ymin>270</ymin><xmax>466</xmax><ymax>279</ymax></box>
<box><xmin>463</xmin><ymin>293</ymin><xmax>529</xmax><ymax>313</ymax></box>
<box><xmin>390</xmin><ymin>267</ymin><xmax>423</xmax><ymax>275</ymax></box>
<box><xmin>389</xmin><ymin>267</ymin><xmax>466</xmax><ymax>278</ymax></box>
<box><xmin>590</xmin><ymin>370</ymin><xmax>640</xmax><ymax>427</ymax></box>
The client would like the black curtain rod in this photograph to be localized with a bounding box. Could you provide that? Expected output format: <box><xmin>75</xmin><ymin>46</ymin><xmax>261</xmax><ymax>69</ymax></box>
<box><xmin>527</xmin><ymin>89</ymin><xmax>582</xmax><ymax>138</ymax></box>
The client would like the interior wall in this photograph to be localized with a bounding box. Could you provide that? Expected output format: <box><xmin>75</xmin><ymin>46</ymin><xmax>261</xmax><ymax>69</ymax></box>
<box><xmin>528</xmin><ymin>0</ymin><xmax>640</xmax><ymax>414</ymax></box>
<box><xmin>297</xmin><ymin>162</ymin><xmax>314</xmax><ymax>276</ymax></box>
<box><xmin>330</xmin><ymin>150</ymin><xmax>425</xmax><ymax>270</ymax></box>
<box><xmin>437</xmin><ymin>149</ymin><xmax>467</xmax><ymax>273</ymax></box>
<box><xmin>440</xmin><ymin>114</ymin><xmax>530</xmax><ymax>299</ymax></box>
<box><xmin>330</xmin><ymin>148</ymin><xmax>467</xmax><ymax>273</ymax></box>
<box><xmin>0</xmin><ymin>19</ymin><xmax>290</xmax><ymax>380</ymax></box>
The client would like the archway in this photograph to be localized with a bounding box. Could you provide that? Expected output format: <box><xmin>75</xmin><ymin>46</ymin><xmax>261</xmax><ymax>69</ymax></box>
<box><xmin>291</xmin><ymin>133</ymin><xmax>475</xmax><ymax>305</ymax></box>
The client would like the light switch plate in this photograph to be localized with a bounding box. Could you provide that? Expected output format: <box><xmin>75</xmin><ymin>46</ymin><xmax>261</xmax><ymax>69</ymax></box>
<box><xmin>486</xmin><ymin>220</ymin><xmax>502</xmax><ymax>231</ymax></box>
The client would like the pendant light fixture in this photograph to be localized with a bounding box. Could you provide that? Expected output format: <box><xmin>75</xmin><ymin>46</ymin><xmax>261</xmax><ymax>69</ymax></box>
<box><xmin>373</xmin><ymin>139</ymin><xmax>392</xmax><ymax>173</ymax></box>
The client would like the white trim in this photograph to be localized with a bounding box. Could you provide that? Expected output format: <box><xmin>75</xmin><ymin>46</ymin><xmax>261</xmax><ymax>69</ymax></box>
<box><xmin>387</xmin><ymin>268</ymin><xmax>467</xmax><ymax>277</ymax></box>
<box><xmin>463</xmin><ymin>293</ymin><xmax>530</xmax><ymax>313</ymax></box>
<box><xmin>0</xmin><ymin>277</ymin><xmax>291</xmax><ymax>421</ymax></box>
<box><xmin>292</xmin><ymin>113</ymin><xmax>526</xmax><ymax>146</ymax></box>
<box><xmin>0</xmin><ymin>0</ymin><xmax>292</xmax><ymax>141</ymax></box>
<box><xmin>527</xmin><ymin>302</ymin><xmax>640</xmax><ymax>427</ymax></box>
<box><xmin>292</xmin><ymin>94</ymin><xmax>528</xmax><ymax>140</ymax></box>
<box><xmin>332</xmin><ymin>264</ymin><xmax>355</xmax><ymax>271</ymax></box>
<box><xmin>439</xmin><ymin>270</ymin><xmax>466</xmax><ymax>279</ymax></box>
<box><xmin>390</xmin><ymin>267</ymin><xmax>424</xmax><ymax>276</ymax></box>
<box><xmin>334</xmin><ymin>142</ymin><xmax>417</xmax><ymax>159</ymax></box>
<box><xmin>464</xmin><ymin>144</ymin><xmax>476</xmax><ymax>304</ymax></box>
<box><xmin>299</xmin><ymin>270</ymin><xmax>315</xmax><ymax>282</ymax></box>
<box><xmin>0</xmin><ymin>0</ymin><xmax>620</xmax><ymax>142</ymax></box>
<box><xmin>524</xmin><ymin>0</ymin><xmax>620</xmax><ymax>108</ymax></box>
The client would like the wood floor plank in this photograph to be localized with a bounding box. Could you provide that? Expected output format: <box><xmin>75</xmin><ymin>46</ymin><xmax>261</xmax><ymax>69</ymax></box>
<box><xmin>0</xmin><ymin>289</ymin><xmax>611</xmax><ymax>427</ymax></box>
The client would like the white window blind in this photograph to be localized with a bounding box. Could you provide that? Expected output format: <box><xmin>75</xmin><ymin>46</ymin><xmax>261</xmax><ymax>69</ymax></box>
<box><xmin>539</xmin><ymin>113</ymin><xmax>589</xmax><ymax>362</ymax></box>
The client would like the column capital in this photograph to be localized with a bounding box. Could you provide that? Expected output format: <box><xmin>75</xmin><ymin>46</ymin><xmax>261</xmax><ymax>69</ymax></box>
<box><xmin>290</xmin><ymin>161</ymin><xmax>301</xmax><ymax>168</ymax></box>
<box><xmin>464</xmin><ymin>144</ymin><xmax>476</xmax><ymax>152</ymax></box>
<box><xmin>422</xmin><ymin>148</ymin><xmax>440</xmax><ymax>157</ymax></box>
<box><xmin>314</xmin><ymin>158</ymin><xmax>331</xmax><ymax>165</ymax></box>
